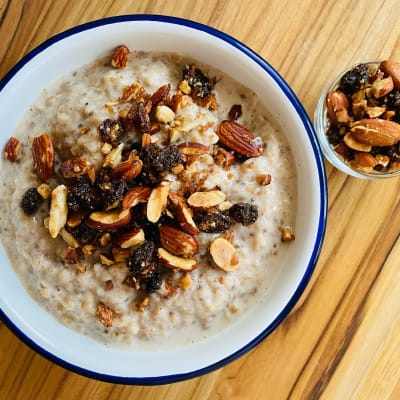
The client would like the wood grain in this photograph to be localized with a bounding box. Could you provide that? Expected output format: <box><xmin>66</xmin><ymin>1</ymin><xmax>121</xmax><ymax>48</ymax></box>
<box><xmin>1</xmin><ymin>1</ymin><xmax>400</xmax><ymax>399</ymax></box>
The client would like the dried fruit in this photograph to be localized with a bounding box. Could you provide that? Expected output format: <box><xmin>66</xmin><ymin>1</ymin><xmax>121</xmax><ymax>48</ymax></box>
<box><xmin>111</xmin><ymin>45</ymin><xmax>129</xmax><ymax>69</ymax></box>
<box><xmin>32</xmin><ymin>133</ymin><xmax>55</xmax><ymax>181</ymax></box>
<box><xmin>67</xmin><ymin>177</ymin><xmax>103</xmax><ymax>212</ymax></box>
<box><xmin>126</xmin><ymin>241</ymin><xmax>155</xmax><ymax>274</ymax></box>
<box><xmin>159</xmin><ymin>224</ymin><xmax>199</xmax><ymax>257</ymax></box>
<box><xmin>48</xmin><ymin>185</ymin><xmax>68</xmax><ymax>238</ymax></box>
<box><xmin>228</xmin><ymin>104</ymin><xmax>242</xmax><ymax>121</ymax></box>
<box><xmin>98</xmin><ymin>119</ymin><xmax>125</xmax><ymax>146</ymax></box>
<box><xmin>21</xmin><ymin>188</ymin><xmax>42</xmax><ymax>215</ymax></box>
<box><xmin>194</xmin><ymin>210</ymin><xmax>233</xmax><ymax>233</ymax></box>
<box><xmin>339</xmin><ymin>64</ymin><xmax>369</xmax><ymax>94</ymax></box>
<box><xmin>60</xmin><ymin>157</ymin><xmax>94</xmax><ymax>180</ymax></box>
<box><xmin>215</xmin><ymin>120</ymin><xmax>263</xmax><ymax>157</ymax></box>
<box><xmin>182</xmin><ymin>64</ymin><xmax>214</xmax><ymax>99</ymax></box>
<box><xmin>229</xmin><ymin>203</ymin><xmax>258</xmax><ymax>225</ymax></box>
<box><xmin>209</xmin><ymin>237</ymin><xmax>239</xmax><ymax>271</ymax></box>
<box><xmin>4</xmin><ymin>137</ymin><xmax>20</xmax><ymax>162</ymax></box>
<box><xmin>140</xmin><ymin>143</ymin><xmax>182</xmax><ymax>173</ymax></box>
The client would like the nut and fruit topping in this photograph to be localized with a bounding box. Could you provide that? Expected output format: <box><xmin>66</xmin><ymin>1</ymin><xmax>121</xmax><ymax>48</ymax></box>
<box><xmin>325</xmin><ymin>60</ymin><xmax>400</xmax><ymax>173</ymax></box>
<box><xmin>4</xmin><ymin>137</ymin><xmax>20</xmax><ymax>162</ymax></box>
<box><xmin>10</xmin><ymin>46</ymin><xmax>296</xmax><ymax>320</ymax></box>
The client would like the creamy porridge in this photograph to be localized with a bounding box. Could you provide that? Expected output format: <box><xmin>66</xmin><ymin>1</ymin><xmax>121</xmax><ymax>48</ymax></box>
<box><xmin>0</xmin><ymin>47</ymin><xmax>296</xmax><ymax>349</ymax></box>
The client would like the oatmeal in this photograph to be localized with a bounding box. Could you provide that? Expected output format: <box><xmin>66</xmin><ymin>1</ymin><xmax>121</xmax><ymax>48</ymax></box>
<box><xmin>0</xmin><ymin>49</ymin><xmax>296</xmax><ymax>349</ymax></box>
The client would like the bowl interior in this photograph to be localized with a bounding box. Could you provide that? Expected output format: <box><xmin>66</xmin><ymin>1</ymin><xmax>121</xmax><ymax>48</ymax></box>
<box><xmin>0</xmin><ymin>16</ymin><xmax>326</xmax><ymax>383</ymax></box>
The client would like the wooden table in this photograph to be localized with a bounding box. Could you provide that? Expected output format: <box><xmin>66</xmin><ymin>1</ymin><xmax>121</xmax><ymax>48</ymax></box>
<box><xmin>1</xmin><ymin>1</ymin><xmax>400</xmax><ymax>399</ymax></box>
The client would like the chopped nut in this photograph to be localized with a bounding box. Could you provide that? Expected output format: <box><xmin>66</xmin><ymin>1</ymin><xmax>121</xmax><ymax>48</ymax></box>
<box><xmin>59</xmin><ymin>228</ymin><xmax>80</xmax><ymax>248</ymax></box>
<box><xmin>257</xmin><ymin>173</ymin><xmax>272</xmax><ymax>186</ymax></box>
<box><xmin>180</xmin><ymin>273</ymin><xmax>193</xmax><ymax>290</ymax></box>
<box><xmin>75</xmin><ymin>264</ymin><xmax>87</xmax><ymax>274</ymax></box>
<box><xmin>97</xmin><ymin>302</ymin><xmax>113</xmax><ymax>327</ymax></box>
<box><xmin>178</xmin><ymin>80</ymin><xmax>192</xmax><ymax>94</ymax></box>
<box><xmin>99</xmin><ymin>233</ymin><xmax>111</xmax><ymax>247</ymax></box>
<box><xmin>82</xmin><ymin>244</ymin><xmax>97</xmax><ymax>257</ymax></box>
<box><xmin>281</xmin><ymin>226</ymin><xmax>295</xmax><ymax>242</ymax></box>
<box><xmin>99</xmin><ymin>253</ymin><xmax>115</xmax><ymax>266</ymax></box>
<box><xmin>147</xmin><ymin>180</ymin><xmax>170</xmax><ymax>223</ymax></box>
<box><xmin>136</xmin><ymin>296</ymin><xmax>150</xmax><ymax>312</ymax></box>
<box><xmin>37</xmin><ymin>183</ymin><xmax>51</xmax><ymax>199</ymax></box>
<box><xmin>101</xmin><ymin>142</ymin><xmax>113</xmax><ymax>155</ymax></box>
<box><xmin>155</xmin><ymin>105</ymin><xmax>175</xmax><ymax>123</ymax></box>
<box><xmin>103</xmin><ymin>143</ymin><xmax>124</xmax><ymax>168</ymax></box>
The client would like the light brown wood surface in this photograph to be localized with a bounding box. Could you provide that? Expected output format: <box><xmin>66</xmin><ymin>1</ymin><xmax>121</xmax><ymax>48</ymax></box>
<box><xmin>1</xmin><ymin>0</ymin><xmax>400</xmax><ymax>399</ymax></box>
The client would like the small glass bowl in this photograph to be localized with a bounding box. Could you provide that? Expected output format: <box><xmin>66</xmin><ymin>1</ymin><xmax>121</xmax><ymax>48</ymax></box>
<box><xmin>314</xmin><ymin>59</ymin><xmax>400</xmax><ymax>179</ymax></box>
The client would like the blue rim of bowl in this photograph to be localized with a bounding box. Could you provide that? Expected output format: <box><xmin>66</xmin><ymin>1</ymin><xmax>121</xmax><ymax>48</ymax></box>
<box><xmin>0</xmin><ymin>14</ymin><xmax>328</xmax><ymax>385</ymax></box>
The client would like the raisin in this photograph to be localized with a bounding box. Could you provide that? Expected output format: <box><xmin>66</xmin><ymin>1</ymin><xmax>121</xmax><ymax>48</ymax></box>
<box><xmin>67</xmin><ymin>177</ymin><xmax>103</xmax><ymax>212</ymax></box>
<box><xmin>194</xmin><ymin>210</ymin><xmax>233</xmax><ymax>233</ymax></box>
<box><xmin>229</xmin><ymin>202</ymin><xmax>259</xmax><ymax>225</ymax></box>
<box><xmin>382</xmin><ymin>89</ymin><xmax>400</xmax><ymax>108</ymax></box>
<box><xmin>183</xmin><ymin>64</ymin><xmax>214</xmax><ymax>99</ymax></box>
<box><xmin>128</xmin><ymin>101</ymin><xmax>151</xmax><ymax>134</ymax></box>
<box><xmin>98</xmin><ymin>119</ymin><xmax>124</xmax><ymax>145</ymax></box>
<box><xmin>101</xmin><ymin>178</ymin><xmax>127</xmax><ymax>208</ymax></box>
<box><xmin>127</xmin><ymin>241</ymin><xmax>155</xmax><ymax>275</ymax></box>
<box><xmin>142</xmin><ymin>270</ymin><xmax>162</xmax><ymax>293</ymax></box>
<box><xmin>70</xmin><ymin>223</ymin><xmax>98</xmax><ymax>245</ymax></box>
<box><xmin>339</xmin><ymin>64</ymin><xmax>370</xmax><ymax>94</ymax></box>
<box><xmin>21</xmin><ymin>188</ymin><xmax>42</xmax><ymax>215</ymax></box>
<box><xmin>140</xmin><ymin>143</ymin><xmax>182</xmax><ymax>173</ymax></box>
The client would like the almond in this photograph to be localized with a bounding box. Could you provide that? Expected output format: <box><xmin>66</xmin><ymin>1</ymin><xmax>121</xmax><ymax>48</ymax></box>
<box><xmin>371</xmin><ymin>76</ymin><xmax>394</xmax><ymax>98</ymax></box>
<box><xmin>32</xmin><ymin>133</ymin><xmax>55</xmax><ymax>182</ymax></box>
<box><xmin>86</xmin><ymin>208</ymin><xmax>131</xmax><ymax>230</ymax></box>
<box><xmin>326</xmin><ymin>90</ymin><xmax>351</xmax><ymax>123</ymax></box>
<box><xmin>215</xmin><ymin>120</ymin><xmax>263</xmax><ymax>157</ymax></box>
<box><xmin>147</xmin><ymin>180</ymin><xmax>170</xmax><ymax>223</ymax></box>
<box><xmin>111</xmin><ymin>45</ymin><xmax>129</xmax><ymax>69</ymax></box>
<box><xmin>351</xmin><ymin>119</ymin><xmax>400</xmax><ymax>146</ymax></box>
<box><xmin>111</xmin><ymin>155</ymin><xmax>142</xmax><ymax>181</ymax></box>
<box><xmin>281</xmin><ymin>227</ymin><xmax>295</xmax><ymax>242</ymax></box>
<box><xmin>117</xmin><ymin>228</ymin><xmax>145</xmax><ymax>249</ymax></box>
<box><xmin>176</xmin><ymin>202</ymin><xmax>200</xmax><ymax>235</ymax></box>
<box><xmin>157</xmin><ymin>247</ymin><xmax>197</xmax><ymax>271</ymax></box>
<box><xmin>352</xmin><ymin>152</ymin><xmax>378</xmax><ymax>170</ymax></box>
<box><xmin>4</xmin><ymin>137</ymin><xmax>20</xmax><ymax>162</ymax></box>
<box><xmin>149</xmin><ymin>83</ymin><xmax>171</xmax><ymax>107</ymax></box>
<box><xmin>155</xmin><ymin>105</ymin><xmax>175</xmax><ymax>123</ymax></box>
<box><xmin>187</xmin><ymin>190</ymin><xmax>226</xmax><ymax>208</ymax></box>
<box><xmin>48</xmin><ymin>184</ymin><xmax>68</xmax><ymax>238</ymax></box>
<box><xmin>381</xmin><ymin>60</ymin><xmax>400</xmax><ymax>89</ymax></box>
<box><xmin>343</xmin><ymin>132</ymin><xmax>372</xmax><ymax>152</ymax></box>
<box><xmin>178</xmin><ymin>142</ymin><xmax>210</xmax><ymax>156</ymax></box>
<box><xmin>159</xmin><ymin>224</ymin><xmax>199</xmax><ymax>257</ymax></box>
<box><xmin>209</xmin><ymin>237</ymin><xmax>239</xmax><ymax>272</ymax></box>
<box><xmin>122</xmin><ymin>186</ymin><xmax>152</xmax><ymax>210</ymax></box>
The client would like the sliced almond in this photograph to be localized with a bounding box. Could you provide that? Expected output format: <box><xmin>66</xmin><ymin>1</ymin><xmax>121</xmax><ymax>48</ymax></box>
<box><xmin>159</xmin><ymin>224</ymin><xmax>199</xmax><ymax>257</ymax></box>
<box><xmin>48</xmin><ymin>184</ymin><xmax>68</xmax><ymax>238</ymax></box>
<box><xmin>157</xmin><ymin>247</ymin><xmax>197</xmax><ymax>271</ymax></box>
<box><xmin>155</xmin><ymin>105</ymin><xmax>176</xmax><ymax>123</ymax></box>
<box><xmin>122</xmin><ymin>186</ymin><xmax>152</xmax><ymax>210</ymax></box>
<box><xmin>117</xmin><ymin>228</ymin><xmax>145</xmax><ymax>249</ymax></box>
<box><xmin>343</xmin><ymin>132</ymin><xmax>372</xmax><ymax>152</ymax></box>
<box><xmin>209</xmin><ymin>237</ymin><xmax>239</xmax><ymax>271</ymax></box>
<box><xmin>103</xmin><ymin>143</ymin><xmax>124</xmax><ymax>168</ymax></box>
<box><xmin>187</xmin><ymin>190</ymin><xmax>226</xmax><ymax>208</ymax></box>
<box><xmin>177</xmin><ymin>202</ymin><xmax>200</xmax><ymax>235</ymax></box>
<box><xmin>86</xmin><ymin>208</ymin><xmax>131</xmax><ymax>230</ymax></box>
<box><xmin>147</xmin><ymin>180</ymin><xmax>170</xmax><ymax>223</ymax></box>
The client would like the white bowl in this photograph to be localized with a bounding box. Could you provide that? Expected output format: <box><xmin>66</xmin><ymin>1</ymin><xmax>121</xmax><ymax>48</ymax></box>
<box><xmin>0</xmin><ymin>15</ymin><xmax>327</xmax><ymax>384</ymax></box>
